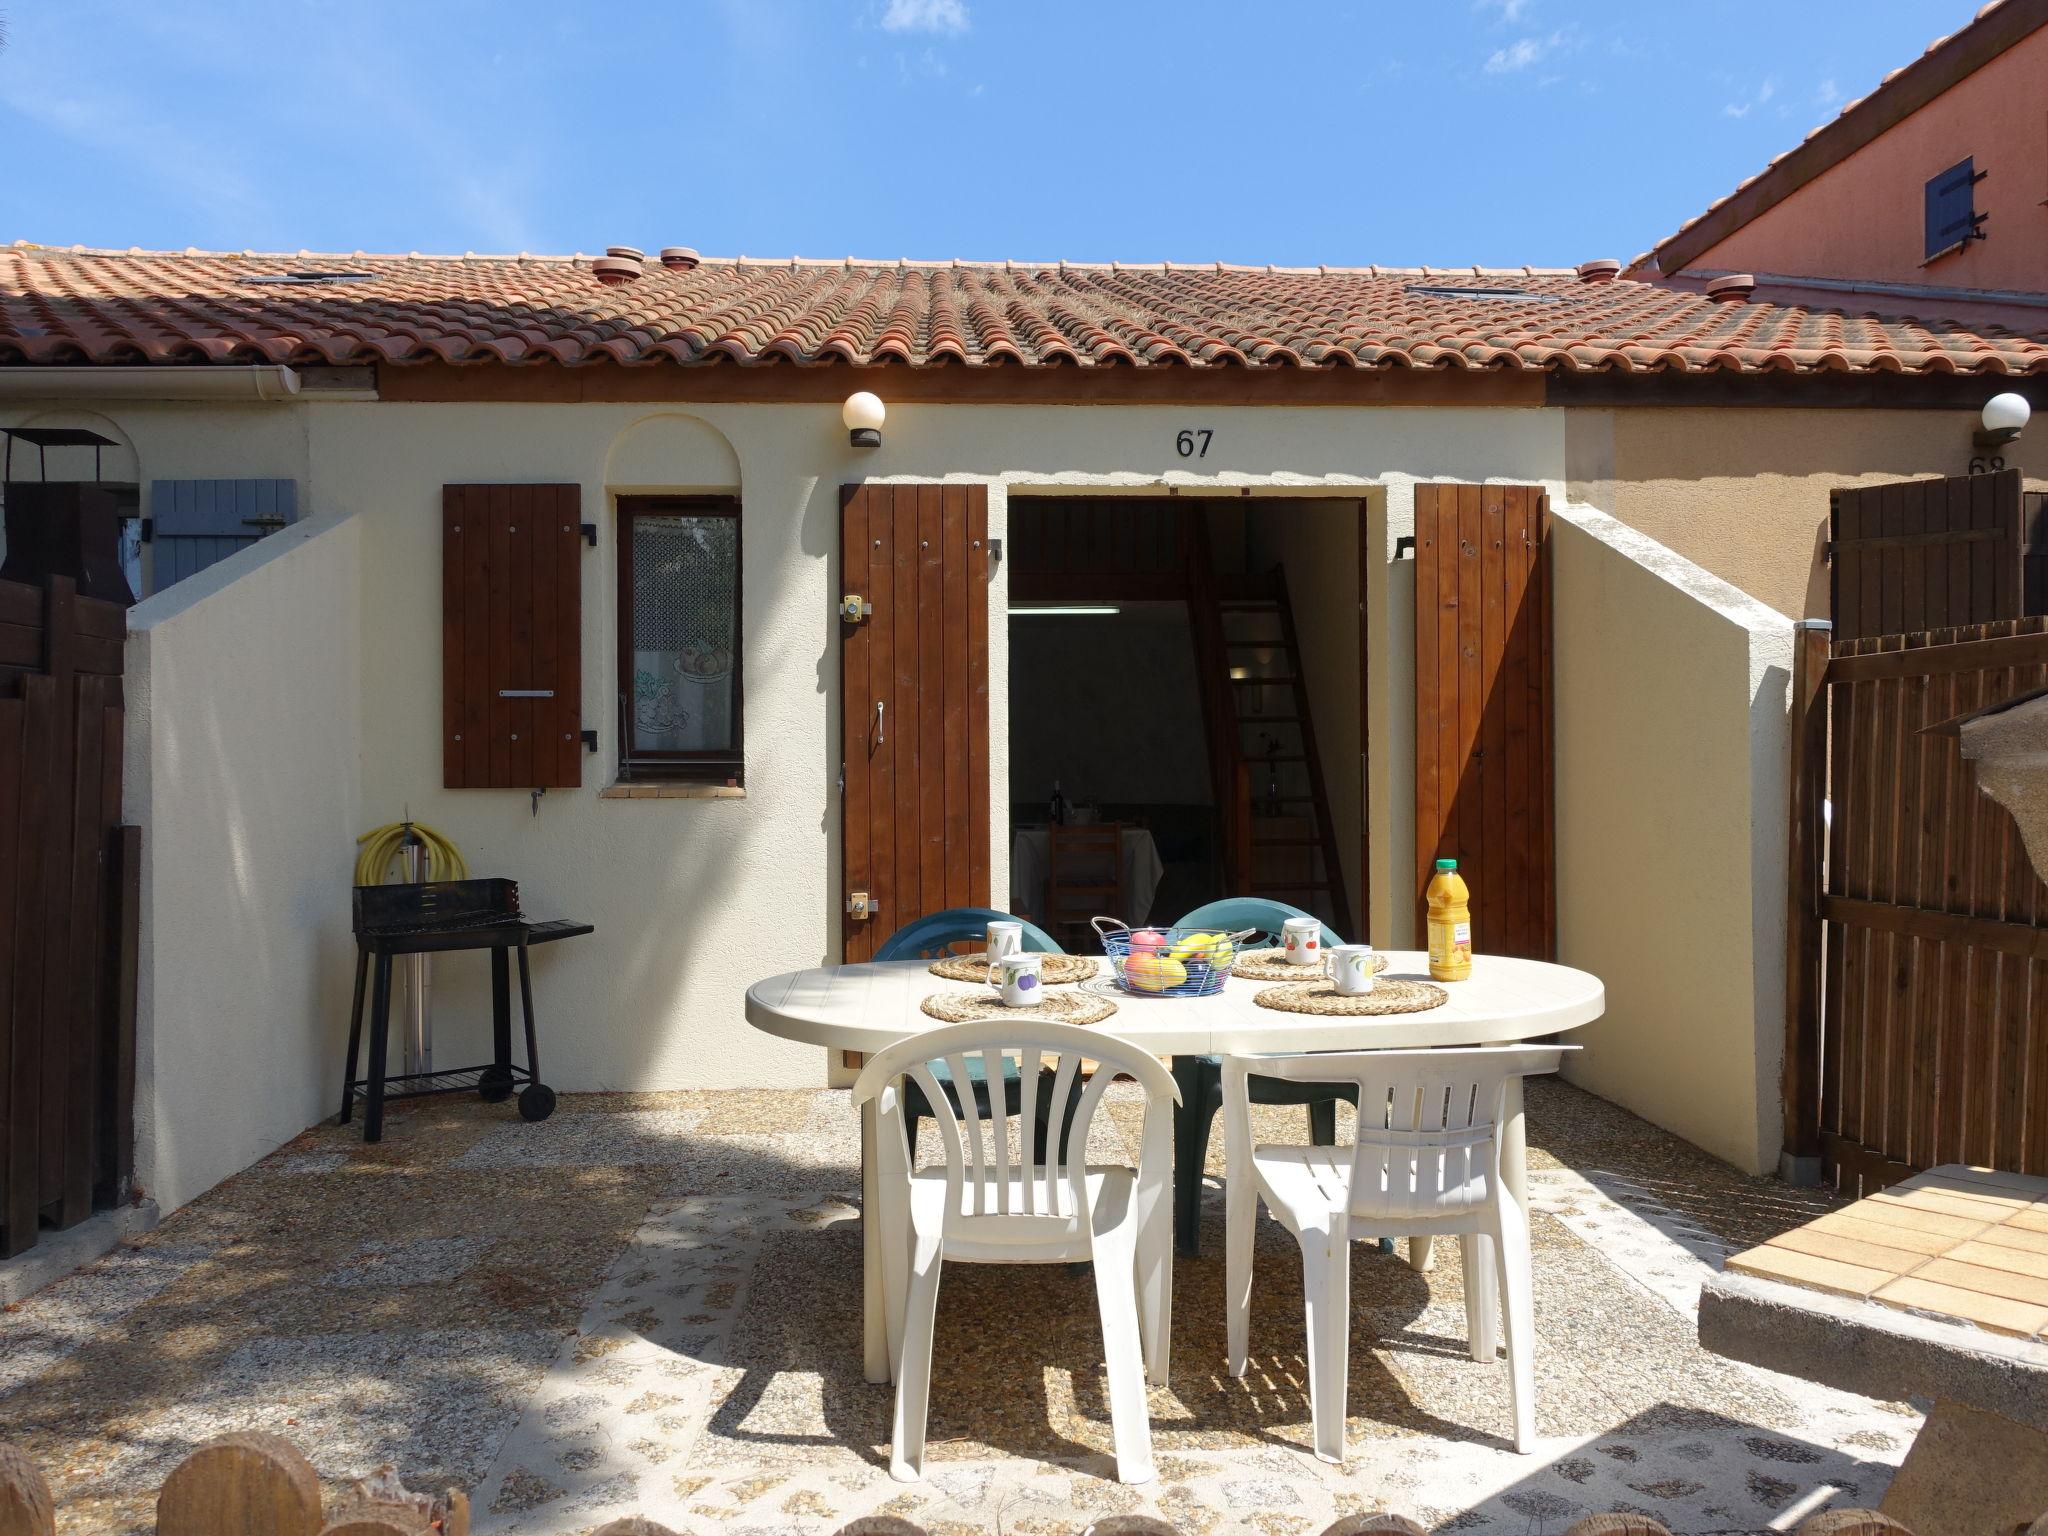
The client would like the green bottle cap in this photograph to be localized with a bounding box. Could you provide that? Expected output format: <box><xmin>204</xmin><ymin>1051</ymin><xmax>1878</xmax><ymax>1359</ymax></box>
<box><xmin>1435</xmin><ymin>858</ymin><xmax>1458</xmax><ymax>872</ymax></box>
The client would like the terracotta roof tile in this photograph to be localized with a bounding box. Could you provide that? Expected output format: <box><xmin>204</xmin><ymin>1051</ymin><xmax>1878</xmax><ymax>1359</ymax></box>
<box><xmin>2</xmin><ymin>242</ymin><xmax>2044</xmax><ymax>377</ymax></box>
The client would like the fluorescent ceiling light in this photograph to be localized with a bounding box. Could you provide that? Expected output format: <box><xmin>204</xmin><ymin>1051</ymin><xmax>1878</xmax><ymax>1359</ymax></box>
<box><xmin>1008</xmin><ymin>604</ymin><xmax>1121</xmax><ymax>616</ymax></box>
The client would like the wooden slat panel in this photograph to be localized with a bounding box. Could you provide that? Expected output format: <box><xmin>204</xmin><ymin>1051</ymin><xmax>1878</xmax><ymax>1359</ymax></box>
<box><xmin>1412</xmin><ymin>487</ymin><xmax>1443</xmax><ymax>927</ymax></box>
<box><xmin>917</xmin><ymin>487</ymin><xmax>946</xmax><ymax>915</ymax></box>
<box><xmin>1412</xmin><ymin>484</ymin><xmax>1554</xmax><ymax>959</ymax></box>
<box><xmin>889</xmin><ymin>486</ymin><xmax>916</xmax><ymax>943</ymax></box>
<box><xmin>967</xmin><ymin>496</ymin><xmax>990</xmax><ymax>911</ymax></box>
<box><xmin>1479</xmin><ymin>486</ymin><xmax>1508</xmax><ymax>955</ymax></box>
<box><xmin>5</xmin><ymin>675</ymin><xmax>53</xmax><ymax>1255</ymax></box>
<box><xmin>940</xmin><ymin>487</ymin><xmax>970</xmax><ymax>912</ymax></box>
<box><xmin>443</xmin><ymin>484</ymin><xmax>581</xmax><ymax>790</ymax></box>
<box><xmin>1815</xmin><ymin>618</ymin><xmax>2048</xmax><ymax>1185</ymax></box>
<box><xmin>553</xmin><ymin>487</ymin><xmax>583</xmax><ymax>788</ymax></box>
<box><xmin>0</xmin><ymin>690</ymin><xmax>25</xmax><ymax>1255</ymax></box>
<box><xmin>442</xmin><ymin>489</ymin><xmax>468</xmax><ymax>788</ymax></box>
<box><xmin>838</xmin><ymin>484</ymin><xmax>990</xmax><ymax>958</ymax></box>
<box><xmin>56</xmin><ymin>676</ymin><xmax>105</xmax><ymax>1225</ymax></box>
<box><xmin>840</xmin><ymin>488</ymin><xmax>873</xmax><ymax>963</ymax></box>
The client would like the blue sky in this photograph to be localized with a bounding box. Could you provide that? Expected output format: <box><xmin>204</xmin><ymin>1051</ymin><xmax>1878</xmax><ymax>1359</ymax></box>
<box><xmin>0</xmin><ymin>0</ymin><xmax>1983</xmax><ymax>268</ymax></box>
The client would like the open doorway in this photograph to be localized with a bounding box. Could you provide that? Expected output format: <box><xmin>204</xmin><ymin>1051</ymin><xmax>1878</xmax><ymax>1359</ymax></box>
<box><xmin>1005</xmin><ymin>496</ymin><xmax>1365</xmax><ymax>947</ymax></box>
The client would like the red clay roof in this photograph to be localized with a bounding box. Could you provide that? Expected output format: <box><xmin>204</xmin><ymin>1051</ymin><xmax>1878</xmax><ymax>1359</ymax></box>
<box><xmin>4</xmin><ymin>242</ymin><xmax>2046</xmax><ymax>377</ymax></box>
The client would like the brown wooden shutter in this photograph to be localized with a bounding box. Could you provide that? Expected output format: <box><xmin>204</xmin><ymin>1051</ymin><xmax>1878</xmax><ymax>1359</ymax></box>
<box><xmin>443</xmin><ymin>485</ymin><xmax>583</xmax><ymax>789</ymax></box>
<box><xmin>1413</xmin><ymin>483</ymin><xmax>1555</xmax><ymax>961</ymax></box>
<box><xmin>1829</xmin><ymin>470</ymin><xmax>2023</xmax><ymax>642</ymax></box>
<box><xmin>839</xmin><ymin>484</ymin><xmax>990</xmax><ymax>963</ymax></box>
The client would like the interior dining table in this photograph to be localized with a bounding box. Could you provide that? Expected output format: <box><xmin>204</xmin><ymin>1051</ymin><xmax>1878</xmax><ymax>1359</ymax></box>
<box><xmin>746</xmin><ymin>950</ymin><xmax>1605</xmax><ymax>1384</ymax></box>
<box><xmin>1009</xmin><ymin>823</ymin><xmax>1165</xmax><ymax>923</ymax></box>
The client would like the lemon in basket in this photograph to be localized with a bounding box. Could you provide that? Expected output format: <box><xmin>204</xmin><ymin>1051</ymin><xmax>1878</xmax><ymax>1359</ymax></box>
<box><xmin>1168</xmin><ymin>931</ymin><xmax>1233</xmax><ymax>966</ymax></box>
<box><xmin>1122</xmin><ymin>953</ymin><xmax>1188</xmax><ymax>993</ymax></box>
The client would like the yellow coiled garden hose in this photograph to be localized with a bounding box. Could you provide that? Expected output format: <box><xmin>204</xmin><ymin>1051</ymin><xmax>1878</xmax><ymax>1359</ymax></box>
<box><xmin>354</xmin><ymin>821</ymin><xmax>469</xmax><ymax>886</ymax></box>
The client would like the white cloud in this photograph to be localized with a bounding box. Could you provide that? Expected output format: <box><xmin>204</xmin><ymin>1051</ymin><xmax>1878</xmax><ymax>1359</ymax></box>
<box><xmin>1721</xmin><ymin>76</ymin><xmax>1780</xmax><ymax>121</ymax></box>
<box><xmin>882</xmin><ymin>0</ymin><xmax>969</xmax><ymax>35</ymax></box>
<box><xmin>1476</xmin><ymin>0</ymin><xmax>1531</xmax><ymax>20</ymax></box>
<box><xmin>1484</xmin><ymin>30</ymin><xmax>1567</xmax><ymax>73</ymax></box>
<box><xmin>1817</xmin><ymin>77</ymin><xmax>1839</xmax><ymax>104</ymax></box>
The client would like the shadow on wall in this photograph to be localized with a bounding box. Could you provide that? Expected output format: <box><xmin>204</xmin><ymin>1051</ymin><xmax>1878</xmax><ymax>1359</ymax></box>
<box><xmin>1576</xmin><ymin>406</ymin><xmax>2046</xmax><ymax>620</ymax></box>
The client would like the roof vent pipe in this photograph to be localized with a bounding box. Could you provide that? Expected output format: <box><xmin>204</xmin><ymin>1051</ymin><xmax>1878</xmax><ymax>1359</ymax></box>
<box><xmin>592</xmin><ymin>252</ymin><xmax>645</xmax><ymax>286</ymax></box>
<box><xmin>606</xmin><ymin>246</ymin><xmax>645</xmax><ymax>261</ymax></box>
<box><xmin>1575</xmin><ymin>258</ymin><xmax>1621</xmax><ymax>284</ymax></box>
<box><xmin>1706</xmin><ymin>273</ymin><xmax>1756</xmax><ymax>303</ymax></box>
<box><xmin>659</xmin><ymin>247</ymin><xmax>701</xmax><ymax>270</ymax></box>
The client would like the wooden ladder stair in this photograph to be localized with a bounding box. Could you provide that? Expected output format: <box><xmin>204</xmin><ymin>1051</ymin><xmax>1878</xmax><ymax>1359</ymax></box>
<box><xmin>1215</xmin><ymin>572</ymin><xmax>1354</xmax><ymax>939</ymax></box>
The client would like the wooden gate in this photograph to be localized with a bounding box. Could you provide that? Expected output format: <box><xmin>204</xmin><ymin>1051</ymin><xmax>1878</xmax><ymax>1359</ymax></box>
<box><xmin>0</xmin><ymin>576</ymin><xmax>141</xmax><ymax>1257</ymax></box>
<box><xmin>1412</xmin><ymin>484</ymin><xmax>1555</xmax><ymax>959</ymax></box>
<box><xmin>1828</xmin><ymin>470</ymin><xmax>2025</xmax><ymax>642</ymax></box>
<box><xmin>1783</xmin><ymin>617</ymin><xmax>2048</xmax><ymax>1194</ymax></box>
<box><xmin>839</xmin><ymin>485</ymin><xmax>991</xmax><ymax>965</ymax></box>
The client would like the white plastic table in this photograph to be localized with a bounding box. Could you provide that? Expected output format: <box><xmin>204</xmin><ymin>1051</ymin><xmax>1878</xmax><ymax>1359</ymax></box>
<box><xmin>746</xmin><ymin>951</ymin><xmax>1604</xmax><ymax>1383</ymax></box>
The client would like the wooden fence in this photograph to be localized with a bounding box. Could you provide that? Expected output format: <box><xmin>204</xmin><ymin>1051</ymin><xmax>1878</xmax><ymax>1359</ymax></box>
<box><xmin>0</xmin><ymin>575</ymin><xmax>140</xmax><ymax>1258</ymax></box>
<box><xmin>1783</xmin><ymin>616</ymin><xmax>2048</xmax><ymax>1193</ymax></box>
<box><xmin>1</xmin><ymin>1433</ymin><xmax>2020</xmax><ymax>1536</ymax></box>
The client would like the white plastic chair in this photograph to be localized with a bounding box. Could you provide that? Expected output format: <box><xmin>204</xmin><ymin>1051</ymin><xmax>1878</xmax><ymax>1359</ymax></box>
<box><xmin>852</xmin><ymin>1018</ymin><xmax>1179</xmax><ymax>1484</ymax></box>
<box><xmin>1221</xmin><ymin>1045</ymin><xmax>1569</xmax><ymax>1461</ymax></box>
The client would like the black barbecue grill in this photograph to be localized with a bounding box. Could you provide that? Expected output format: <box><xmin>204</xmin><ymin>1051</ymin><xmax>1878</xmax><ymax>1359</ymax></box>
<box><xmin>343</xmin><ymin>878</ymin><xmax>593</xmax><ymax>1141</ymax></box>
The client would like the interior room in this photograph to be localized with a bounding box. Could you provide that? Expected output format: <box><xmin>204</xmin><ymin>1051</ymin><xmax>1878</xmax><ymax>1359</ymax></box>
<box><xmin>1004</xmin><ymin>495</ymin><xmax>1365</xmax><ymax>946</ymax></box>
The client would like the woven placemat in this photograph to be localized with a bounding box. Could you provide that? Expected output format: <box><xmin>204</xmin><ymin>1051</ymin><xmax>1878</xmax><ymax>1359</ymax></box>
<box><xmin>1252</xmin><ymin>978</ymin><xmax>1447</xmax><ymax>1016</ymax></box>
<box><xmin>1232</xmin><ymin>948</ymin><xmax>1392</xmax><ymax>982</ymax></box>
<box><xmin>927</xmin><ymin>952</ymin><xmax>1099</xmax><ymax>985</ymax></box>
<box><xmin>920</xmin><ymin>989</ymin><xmax>1119</xmax><ymax>1025</ymax></box>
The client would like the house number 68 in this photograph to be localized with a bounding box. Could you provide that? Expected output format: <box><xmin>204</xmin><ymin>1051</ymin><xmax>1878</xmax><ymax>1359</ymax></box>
<box><xmin>1175</xmin><ymin>429</ymin><xmax>1213</xmax><ymax>459</ymax></box>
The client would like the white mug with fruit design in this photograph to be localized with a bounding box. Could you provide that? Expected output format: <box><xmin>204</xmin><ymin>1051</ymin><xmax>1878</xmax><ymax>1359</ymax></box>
<box><xmin>1281</xmin><ymin>916</ymin><xmax>1321</xmax><ymax>966</ymax></box>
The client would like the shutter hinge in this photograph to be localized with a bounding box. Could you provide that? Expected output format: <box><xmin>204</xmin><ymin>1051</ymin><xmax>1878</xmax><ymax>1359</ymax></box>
<box><xmin>139</xmin><ymin>518</ymin><xmax>153</xmax><ymax>544</ymax></box>
<box><xmin>580</xmin><ymin>730</ymin><xmax>598</xmax><ymax>754</ymax></box>
<box><xmin>581</xmin><ymin>523</ymin><xmax>598</xmax><ymax>548</ymax></box>
<box><xmin>840</xmin><ymin>594</ymin><xmax>872</xmax><ymax>623</ymax></box>
<box><xmin>1394</xmin><ymin>535</ymin><xmax>1416</xmax><ymax>560</ymax></box>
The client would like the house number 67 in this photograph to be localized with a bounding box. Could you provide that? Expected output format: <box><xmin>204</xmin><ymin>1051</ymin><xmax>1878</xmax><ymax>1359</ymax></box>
<box><xmin>1175</xmin><ymin>429</ymin><xmax>1213</xmax><ymax>459</ymax></box>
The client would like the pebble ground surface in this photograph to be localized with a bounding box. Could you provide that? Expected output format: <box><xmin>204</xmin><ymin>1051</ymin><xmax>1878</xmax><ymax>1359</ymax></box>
<box><xmin>0</xmin><ymin>1081</ymin><xmax>1920</xmax><ymax>1535</ymax></box>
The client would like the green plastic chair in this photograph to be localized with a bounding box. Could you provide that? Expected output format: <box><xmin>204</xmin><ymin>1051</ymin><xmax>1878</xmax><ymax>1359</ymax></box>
<box><xmin>1171</xmin><ymin>898</ymin><xmax>1357</xmax><ymax>1258</ymax></box>
<box><xmin>873</xmin><ymin>908</ymin><xmax>1075</xmax><ymax>1156</ymax></box>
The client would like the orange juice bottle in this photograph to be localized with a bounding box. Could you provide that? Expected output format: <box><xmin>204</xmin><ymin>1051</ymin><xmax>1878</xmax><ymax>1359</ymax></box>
<box><xmin>1426</xmin><ymin>858</ymin><xmax>1472</xmax><ymax>981</ymax></box>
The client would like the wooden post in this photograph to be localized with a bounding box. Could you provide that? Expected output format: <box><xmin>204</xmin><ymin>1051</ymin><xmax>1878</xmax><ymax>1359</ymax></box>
<box><xmin>0</xmin><ymin>1445</ymin><xmax>54</xmax><ymax>1536</ymax></box>
<box><xmin>157</xmin><ymin>1434</ymin><xmax>324</xmax><ymax>1536</ymax></box>
<box><xmin>1781</xmin><ymin>618</ymin><xmax>1832</xmax><ymax>1185</ymax></box>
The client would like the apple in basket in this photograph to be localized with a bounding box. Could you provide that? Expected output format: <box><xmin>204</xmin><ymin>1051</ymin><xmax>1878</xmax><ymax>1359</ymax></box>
<box><xmin>1121</xmin><ymin>953</ymin><xmax>1187</xmax><ymax>993</ymax></box>
<box><xmin>1126</xmin><ymin>928</ymin><xmax>1168</xmax><ymax>956</ymax></box>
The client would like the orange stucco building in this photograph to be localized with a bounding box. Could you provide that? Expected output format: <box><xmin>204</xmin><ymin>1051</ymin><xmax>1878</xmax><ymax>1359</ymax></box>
<box><xmin>1631</xmin><ymin>0</ymin><xmax>2048</xmax><ymax>325</ymax></box>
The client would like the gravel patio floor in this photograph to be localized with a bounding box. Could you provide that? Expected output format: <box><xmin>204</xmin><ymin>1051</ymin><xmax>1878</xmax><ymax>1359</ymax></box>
<box><xmin>1</xmin><ymin>1081</ymin><xmax>1920</xmax><ymax>1536</ymax></box>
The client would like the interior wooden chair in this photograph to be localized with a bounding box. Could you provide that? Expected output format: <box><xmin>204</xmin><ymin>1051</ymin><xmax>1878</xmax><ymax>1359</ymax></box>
<box><xmin>1222</xmin><ymin>1044</ymin><xmax>1571</xmax><ymax>1461</ymax></box>
<box><xmin>1046</xmin><ymin>822</ymin><xmax>1125</xmax><ymax>937</ymax></box>
<box><xmin>854</xmin><ymin>1019</ymin><xmax>1179</xmax><ymax>1484</ymax></box>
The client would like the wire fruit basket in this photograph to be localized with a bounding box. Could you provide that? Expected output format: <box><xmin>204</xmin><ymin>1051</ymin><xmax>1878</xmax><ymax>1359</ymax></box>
<box><xmin>1093</xmin><ymin>918</ymin><xmax>1252</xmax><ymax>999</ymax></box>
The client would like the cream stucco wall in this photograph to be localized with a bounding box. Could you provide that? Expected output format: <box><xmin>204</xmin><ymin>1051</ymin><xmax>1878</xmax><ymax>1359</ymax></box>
<box><xmin>6</xmin><ymin>382</ymin><xmax>1813</xmax><ymax>1205</ymax></box>
<box><xmin>124</xmin><ymin>511</ymin><xmax>365</xmax><ymax>1212</ymax></box>
<box><xmin>1566</xmin><ymin>405</ymin><xmax>2045</xmax><ymax>621</ymax></box>
<box><xmin>1549</xmin><ymin>503</ymin><xmax>1794</xmax><ymax>1175</ymax></box>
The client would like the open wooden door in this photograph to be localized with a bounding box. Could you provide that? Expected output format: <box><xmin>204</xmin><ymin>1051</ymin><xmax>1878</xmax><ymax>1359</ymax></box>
<box><xmin>840</xmin><ymin>484</ymin><xmax>991</xmax><ymax>964</ymax></box>
<box><xmin>1413</xmin><ymin>484</ymin><xmax>1554</xmax><ymax>960</ymax></box>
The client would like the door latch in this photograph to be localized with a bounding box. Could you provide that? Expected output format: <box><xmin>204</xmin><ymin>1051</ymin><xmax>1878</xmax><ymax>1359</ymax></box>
<box><xmin>846</xmin><ymin>890</ymin><xmax>876</xmax><ymax>920</ymax></box>
<box><xmin>840</xmin><ymin>594</ymin><xmax>872</xmax><ymax>623</ymax></box>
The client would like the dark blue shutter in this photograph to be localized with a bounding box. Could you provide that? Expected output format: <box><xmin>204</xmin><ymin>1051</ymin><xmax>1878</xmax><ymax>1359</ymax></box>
<box><xmin>1923</xmin><ymin>157</ymin><xmax>1982</xmax><ymax>260</ymax></box>
<box><xmin>147</xmin><ymin>479</ymin><xmax>297</xmax><ymax>592</ymax></box>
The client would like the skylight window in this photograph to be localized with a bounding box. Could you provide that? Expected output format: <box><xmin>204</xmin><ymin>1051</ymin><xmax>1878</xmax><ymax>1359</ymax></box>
<box><xmin>241</xmin><ymin>272</ymin><xmax>376</xmax><ymax>286</ymax></box>
<box><xmin>1404</xmin><ymin>285</ymin><xmax>1562</xmax><ymax>303</ymax></box>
